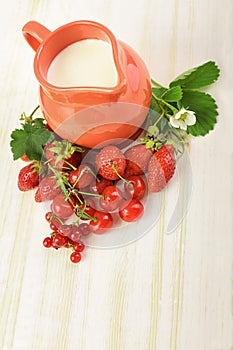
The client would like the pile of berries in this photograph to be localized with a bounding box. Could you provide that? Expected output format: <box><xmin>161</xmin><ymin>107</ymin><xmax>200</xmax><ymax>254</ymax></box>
<box><xmin>17</xmin><ymin>138</ymin><xmax>176</xmax><ymax>264</ymax></box>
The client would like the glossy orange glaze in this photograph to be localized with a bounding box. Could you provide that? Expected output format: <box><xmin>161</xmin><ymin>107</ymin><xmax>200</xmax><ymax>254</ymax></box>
<box><xmin>22</xmin><ymin>20</ymin><xmax>152</xmax><ymax>148</ymax></box>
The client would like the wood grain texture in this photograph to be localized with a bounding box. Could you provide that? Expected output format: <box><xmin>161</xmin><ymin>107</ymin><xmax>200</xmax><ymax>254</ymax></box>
<box><xmin>0</xmin><ymin>1</ymin><xmax>232</xmax><ymax>349</ymax></box>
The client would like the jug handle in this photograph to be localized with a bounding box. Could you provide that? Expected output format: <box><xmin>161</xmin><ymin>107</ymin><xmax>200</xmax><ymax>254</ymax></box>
<box><xmin>22</xmin><ymin>21</ymin><xmax>51</xmax><ymax>51</ymax></box>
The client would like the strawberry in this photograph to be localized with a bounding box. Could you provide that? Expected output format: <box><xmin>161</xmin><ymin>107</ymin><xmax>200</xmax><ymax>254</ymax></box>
<box><xmin>95</xmin><ymin>145</ymin><xmax>126</xmax><ymax>180</ymax></box>
<box><xmin>148</xmin><ymin>145</ymin><xmax>176</xmax><ymax>192</ymax></box>
<box><xmin>18</xmin><ymin>162</ymin><xmax>40</xmax><ymax>191</ymax></box>
<box><xmin>124</xmin><ymin>144</ymin><xmax>153</xmax><ymax>178</ymax></box>
<box><xmin>44</xmin><ymin>140</ymin><xmax>83</xmax><ymax>169</ymax></box>
<box><xmin>34</xmin><ymin>174</ymin><xmax>61</xmax><ymax>202</ymax></box>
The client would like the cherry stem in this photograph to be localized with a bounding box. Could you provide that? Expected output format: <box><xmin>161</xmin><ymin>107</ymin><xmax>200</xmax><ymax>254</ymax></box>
<box><xmin>109</xmin><ymin>161</ymin><xmax>133</xmax><ymax>188</ymax></box>
<box><xmin>78</xmin><ymin>191</ymin><xmax>104</xmax><ymax>198</ymax></box>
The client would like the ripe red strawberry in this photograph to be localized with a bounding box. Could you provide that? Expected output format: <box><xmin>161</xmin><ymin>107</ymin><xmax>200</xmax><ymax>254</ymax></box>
<box><xmin>124</xmin><ymin>143</ymin><xmax>153</xmax><ymax>178</ymax></box>
<box><xmin>44</xmin><ymin>140</ymin><xmax>82</xmax><ymax>169</ymax></box>
<box><xmin>148</xmin><ymin>145</ymin><xmax>176</xmax><ymax>192</ymax></box>
<box><xmin>34</xmin><ymin>174</ymin><xmax>61</xmax><ymax>202</ymax></box>
<box><xmin>18</xmin><ymin>162</ymin><xmax>40</xmax><ymax>191</ymax></box>
<box><xmin>95</xmin><ymin>145</ymin><xmax>126</xmax><ymax>180</ymax></box>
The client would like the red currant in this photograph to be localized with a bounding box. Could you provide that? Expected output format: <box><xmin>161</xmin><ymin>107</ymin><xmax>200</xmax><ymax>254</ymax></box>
<box><xmin>58</xmin><ymin>224</ymin><xmax>72</xmax><ymax>236</ymax></box>
<box><xmin>124</xmin><ymin>176</ymin><xmax>146</xmax><ymax>200</ymax></box>
<box><xmin>43</xmin><ymin>236</ymin><xmax>52</xmax><ymax>248</ymax></box>
<box><xmin>45</xmin><ymin>211</ymin><xmax>53</xmax><ymax>222</ymax></box>
<box><xmin>69</xmin><ymin>226</ymin><xmax>82</xmax><ymax>242</ymax></box>
<box><xmin>55</xmin><ymin>233</ymin><xmax>67</xmax><ymax>246</ymax></box>
<box><xmin>89</xmin><ymin>211</ymin><xmax>113</xmax><ymax>234</ymax></box>
<box><xmin>99</xmin><ymin>185</ymin><xmax>123</xmax><ymax>212</ymax></box>
<box><xmin>79</xmin><ymin>223</ymin><xmax>91</xmax><ymax>236</ymax></box>
<box><xmin>70</xmin><ymin>252</ymin><xmax>82</xmax><ymax>263</ymax></box>
<box><xmin>73</xmin><ymin>241</ymin><xmax>85</xmax><ymax>252</ymax></box>
<box><xmin>119</xmin><ymin>199</ymin><xmax>144</xmax><ymax>222</ymax></box>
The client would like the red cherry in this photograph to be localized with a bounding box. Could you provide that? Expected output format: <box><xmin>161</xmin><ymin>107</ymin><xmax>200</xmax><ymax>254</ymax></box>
<box><xmin>69</xmin><ymin>164</ymin><xmax>94</xmax><ymax>189</ymax></box>
<box><xmin>124</xmin><ymin>176</ymin><xmax>146</xmax><ymax>200</ymax></box>
<box><xmin>80</xmin><ymin>202</ymin><xmax>96</xmax><ymax>220</ymax></box>
<box><xmin>99</xmin><ymin>185</ymin><xmax>123</xmax><ymax>212</ymax></box>
<box><xmin>119</xmin><ymin>199</ymin><xmax>144</xmax><ymax>222</ymax></box>
<box><xmin>70</xmin><ymin>252</ymin><xmax>82</xmax><ymax>263</ymax></box>
<box><xmin>73</xmin><ymin>241</ymin><xmax>85</xmax><ymax>252</ymax></box>
<box><xmin>51</xmin><ymin>194</ymin><xmax>74</xmax><ymax>219</ymax></box>
<box><xmin>89</xmin><ymin>176</ymin><xmax>113</xmax><ymax>194</ymax></box>
<box><xmin>89</xmin><ymin>211</ymin><xmax>113</xmax><ymax>234</ymax></box>
<box><xmin>43</xmin><ymin>237</ymin><xmax>52</xmax><ymax>248</ymax></box>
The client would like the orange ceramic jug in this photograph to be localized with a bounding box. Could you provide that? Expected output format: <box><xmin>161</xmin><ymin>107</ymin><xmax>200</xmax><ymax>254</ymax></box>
<box><xmin>22</xmin><ymin>20</ymin><xmax>151</xmax><ymax>148</ymax></box>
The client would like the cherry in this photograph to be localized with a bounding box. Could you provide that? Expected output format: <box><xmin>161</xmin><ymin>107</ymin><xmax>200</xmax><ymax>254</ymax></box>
<box><xmin>69</xmin><ymin>164</ymin><xmax>94</xmax><ymax>189</ymax></box>
<box><xmin>89</xmin><ymin>176</ymin><xmax>113</xmax><ymax>194</ymax></box>
<box><xmin>73</xmin><ymin>241</ymin><xmax>85</xmax><ymax>252</ymax></box>
<box><xmin>79</xmin><ymin>223</ymin><xmax>91</xmax><ymax>236</ymax></box>
<box><xmin>119</xmin><ymin>199</ymin><xmax>144</xmax><ymax>222</ymax></box>
<box><xmin>43</xmin><ymin>237</ymin><xmax>52</xmax><ymax>248</ymax></box>
<box><xmin>89</xmin><ymin>211</ymin><xmax>113</xmax><ymax>234</ymax></box>
<box><xmin>124</xmin><ymin>175</ymin><xmax>146</xmax><ymax>200</ymax></box>
<box><xmin>51</xmin><ymin>194</ymin><xmax>74</xmax><ymax>220</ymax></box>
<box><xmin>80</xmin><ymin>202</ymin><xmax>96</xmax><ymax>220</ymax></box>
<box><xmin>58</xmin><ymin>224</ymin><xmax>72</xmax><ymax>237</ymax></box>
<box><xmin>70</xmin><ymin>252</ymin><xmax>82</xmax><ymax>263</ymax></box>
<box><xmin>99</xmin><ymin>185</ymin><xmax>123</xmax><ymax>212</ymax></box>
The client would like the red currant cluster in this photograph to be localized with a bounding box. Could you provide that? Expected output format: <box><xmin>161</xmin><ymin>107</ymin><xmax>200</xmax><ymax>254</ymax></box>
<box><xmin>43</xmin><ymin>212</ymin><xmax>88</xmax><ymax>263</ymax></box>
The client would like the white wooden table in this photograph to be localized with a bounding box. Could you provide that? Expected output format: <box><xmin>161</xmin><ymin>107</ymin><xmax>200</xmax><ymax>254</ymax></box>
<box><xmin>0</xmin><ymin>1</ymin><xmax>232</xmax><ymax>349</ymax></box>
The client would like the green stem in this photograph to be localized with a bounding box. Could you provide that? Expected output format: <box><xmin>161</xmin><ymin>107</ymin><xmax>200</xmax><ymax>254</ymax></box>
<box><xmin>29</xmin><ymin>105</ymin><xmax>40</xmax><ymax>118</ymax></box>
<box><xmin>151</xmin><ymin>78</ymin><xmax>165</xmax><ymax>88</ymax></box>
<box><xmin>152</xmin><ymin>92</ymin><xmax>178</xmax><ymax>115</ymax></box>
<box><xmin>78</xmin><ymin>191</ymin><xmax>104</xmax><ymax>198</ymax></box>
<box><xmin>109</xmin><ymin>161</ymin><xmax>133</xmax><ymax>188</ymax></box>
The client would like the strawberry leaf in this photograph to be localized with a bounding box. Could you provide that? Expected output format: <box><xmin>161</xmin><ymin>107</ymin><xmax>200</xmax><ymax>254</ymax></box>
<box><xmin>10</xmin><ymin>123</ymin><xmax>53</xmax><ymax>160</ymax></box>
<box><xmin>181</xmin><ymin>90</ymin><xmax>218</xmax><ymax>136</ymax></box>
<box><xmin>170</xmin><ymin>61</ymin><xmax>220</xmax><ymax>89</ymax></box>
<box><xmin>162</xmin><ymin>86</ymin><xmax>183</xmax><ymax>102</ymax></box>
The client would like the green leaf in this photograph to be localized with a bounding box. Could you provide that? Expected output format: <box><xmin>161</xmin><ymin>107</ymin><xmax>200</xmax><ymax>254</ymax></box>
<box><xmin>10</xmin><ymin>129</ymin><xmax>28</xmax><ymax>160</ymax></box>
<box><xmin>181</xmin><ymin>90</ymin><xmax>218</xmax><ymax>136</ymax></box>
<box><xmin>33</xmin><ymin>118</ymin><xmax>45</xmax><ymax>128</ymax></box>
<box><xmin>152</xmin><ymin>87</ymin><xmax>167</xmax><ymax>98</ymax></box>
<box><xmin>10</xmin><ymin>123</ymin><xmax>53</xmax><ymax>160</ymax></box>
<box><xmin>162</xmin><ymin>86</ymin><xmax>183</xmax><ymax>102</ymax></box>
<box><xmin>170</xmin><ymin>61</ymin><xmax>220</xmax><ymax>89</ymax></box>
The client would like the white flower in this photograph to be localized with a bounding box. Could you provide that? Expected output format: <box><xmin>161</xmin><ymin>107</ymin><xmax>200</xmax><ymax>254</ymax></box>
<box><xmin>170</xmin><ymin>108</ymin><xmax>196</xmax><ymax>131</ymax></box>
